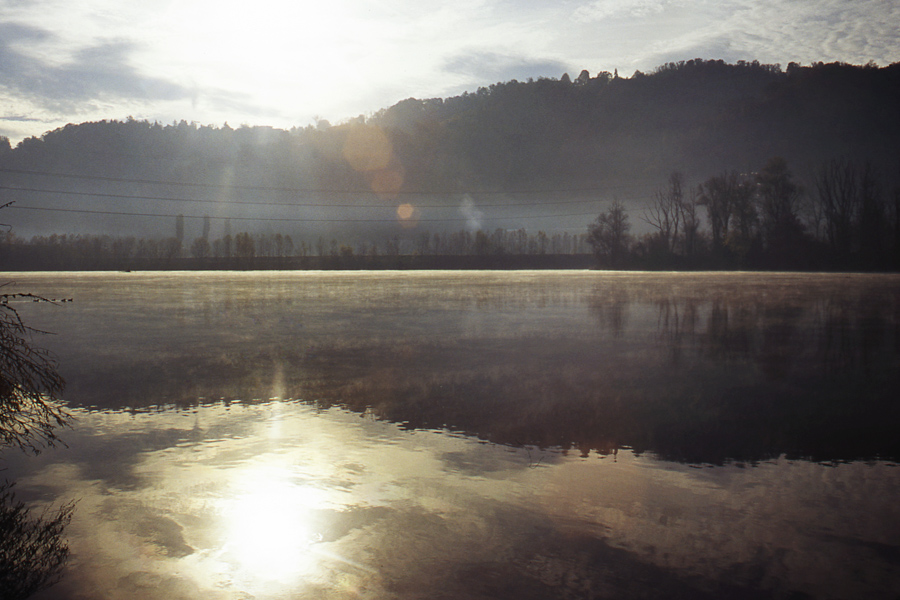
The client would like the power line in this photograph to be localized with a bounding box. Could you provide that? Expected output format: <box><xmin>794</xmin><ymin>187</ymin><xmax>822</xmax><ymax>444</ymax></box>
<box><xmin>0</xmin><ymin>184</ymin><xmax>608</xmax><ymax>209</ymax></box>
<box><xmin>1</xmin><ymin>165</ymin><xmax>655</xmax><ymax>227</ymax></box>
<box><xmin>9</xmin><ymin>204</ymin><xmax>601</xmax><ymax>223</ymax></box>
<box><xmin>0</xmin><ymin>166</ymin><xmax>657</xmax><ymax>198</ymax></box>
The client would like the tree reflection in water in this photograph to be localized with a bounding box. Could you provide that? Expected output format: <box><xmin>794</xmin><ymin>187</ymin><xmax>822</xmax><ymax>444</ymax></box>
<box><xmin>26</xmin><ymin>271</ymin><xmax>900</xmax><ymax>466</ymax></box>
<box><xmin>296</xmin><ymin>275</ymin><xmax>900</xmax><ymax>464</ymax></box>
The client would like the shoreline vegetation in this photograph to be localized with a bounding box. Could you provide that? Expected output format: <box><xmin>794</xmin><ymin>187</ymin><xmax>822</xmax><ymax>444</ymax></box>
<box><xmin>0</xmin><ymin>252</ymin><xmax>596</xmax><ymax>271</ymax></box>
<box><xmin>1</xmin><ymin>254</ymin><xmax>898</xmax><ymax>272</ymax></box>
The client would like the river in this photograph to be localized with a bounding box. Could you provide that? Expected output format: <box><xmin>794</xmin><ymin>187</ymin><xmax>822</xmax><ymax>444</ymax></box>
<box><xmin>3</xmin><ymin>270</ymin><xmax>900</xmax><ymax>599</ymax></box>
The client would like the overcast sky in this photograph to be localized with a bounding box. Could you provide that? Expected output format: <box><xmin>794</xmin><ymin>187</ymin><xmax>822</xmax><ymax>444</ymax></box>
<box><xmin>2</xmin><ymin>0</ymin><xmax>899</xmax><ymax>143</ymax></box>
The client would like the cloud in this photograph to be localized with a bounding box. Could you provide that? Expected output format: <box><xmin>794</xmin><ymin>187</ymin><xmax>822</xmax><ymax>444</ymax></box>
<box><xmin>0</xmin><ymin>20</ymin><xmax>49</xmax><ymax>42</ymax></box>
<box><xmin>443</xmin><ymin>51</ymin><xmax>569</xmax><ymax>83</ymax></box>
<box><xmin>0</xmin><ymin>114</ymin><xmax>42</xmax><ymax>122</ymax></box>
<box><xmin>1</xmin><ymin>0</ymin><xmax>898</xmax><ymax>144</ymax></box>
<box><xmin>633</xmin><ymin>0</ymin><xmax>900</xmax><ymax>69</ymax></box>
<box><xmin>0</xmin><ymin>23</ymin><xmax>188</xmax><ymax>112</ymax></box>
<box><xmin>574</xmin><ymin>0</ymin><xmax>680</xmax><ymax>21</ymax></box>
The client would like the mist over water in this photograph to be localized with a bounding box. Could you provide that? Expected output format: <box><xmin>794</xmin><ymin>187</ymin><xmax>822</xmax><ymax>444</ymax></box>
<box><xmin>5</xmin><ymin>270</ymin><xmax>900</xmax><ymax>599</ymax></box>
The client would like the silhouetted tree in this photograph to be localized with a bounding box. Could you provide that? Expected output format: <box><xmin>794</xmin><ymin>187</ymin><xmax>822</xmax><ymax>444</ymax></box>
<box><xmin>474</xmin><ymin>230</ymin><xmax>490</xmax><ymax>255</ymax></box>
<box><xmin>0</xmin><ymin>294</ymin><xmax>68</xmax><ymax>454</ymax></box>
<box><xmin>644</xmin><ymin>172</ymin><xmax>684</xmax><ymax>259</ymax></box>
<box><xmin>110</xmin><ymin>237</ymin><xmax>136</xmax><ymax>267</ymax></box>
<box><xmin>174</xmin><ymin>214</ymin><xmax>184</xmax><ymax>248</ymax></box>
<box><xmin>0</xmin><ymin>209</ymin><xmax>73</xmax><ymax>597</ymax></box>
<box><xmin>272</xmin><ymin>233</ymin><xmax>284</xmax><ymax>257</ymax></box>
<box><xmin>857</xmin><ymin>161</ymin><xmax>886</xmax><ymax>267</ymax></box>
<box><xmin>220</xmin><ymin>234</ymin><xmax>233</xmax><ymax>259</ymax></box>
<box><xmin>725</xmin><ymin>173</ymin><xmax>758</xmax><ymax>264</ymax></box>
<box><xmin>536</xmin><ymin>230</ymin><xmax>548</xmax><ymax>254</ymax></box>
<box><xmin>0</xmin><ymin>481</ymin><xmax>74</xmax><ymax>600</ymax></box>
<box><xmin>698</xmin><ymin>173</ymin><xmax>735</xmax><ymax>255</ymax></box>
<box><xmin>234</xmin><ymin>232</ymin><xmax>255</xmax><ymax>259</ymax></box>
<box><xmin>190</xmin><ymin>237</ymin><xmax>210</xmax><ymax>260</ymax></box>
<box><xmin>814</xmin><ymin>158</ymin><xmax>859</xmax><ymax>261</ymax></box>
<box><xmin>160</xmin><ymin>237</ymin><xmax>182</xmax><ymax>262</ymax></box>
<box><xmin>588</xmin><ymin>199</ymin><xmax>631</xmax><ymax>268</ymax></box>
<box><xmin>893</xmin><ymin>186</ymin><xmax>900</xmax><ymax>268</ymax></box>
<box><xmin>678</xmin><ymin>187</ymin><xmax>703</xmax><ymax>259</ymax></box>
<box><xmin>756</xmin><ymin>157</ymin><xmax>805</xmax><ymax>261</ymax></box>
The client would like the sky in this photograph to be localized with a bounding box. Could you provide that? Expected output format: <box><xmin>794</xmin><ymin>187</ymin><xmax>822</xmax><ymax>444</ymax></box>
<box><xmin>1</xmin><ymin>0</ymin><xmax>899</xmax><ymax>144</ymax></box>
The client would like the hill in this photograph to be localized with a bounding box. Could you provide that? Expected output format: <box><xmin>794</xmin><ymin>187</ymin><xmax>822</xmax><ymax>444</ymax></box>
<box><xmin>1</xmin><ymin>59</ymin><xmax>898</xmax><ymax>249</ymax></box>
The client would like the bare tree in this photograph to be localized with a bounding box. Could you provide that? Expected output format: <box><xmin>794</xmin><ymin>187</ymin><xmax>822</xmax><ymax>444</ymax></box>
<box><xmin>814</xmin><ymin>158</ymin><xmax>859</xmax><ymax>258</ymax></box>
<box><xmin>726</xmin><ymin>174</ymin><xmax>758</xmax><ymax>262</ymax></box>
<box><xmin>643</xmin><ymin>172</ymin><xmax>684</xmax><ymax>254</ymax></box>
<box><xmin>174</xmin><ymin>214</ymin><xmax>185</xmax><ymax>249</ymax></box>
<box><xmin>698</xmin><ymin>173</ymin><xmax>735</xmax><ymax>253</ymax></box>
<box><xmin>0</xmin><ymin>481</ymin><xmax>74</xmax><ymax>600</ymax></box>
<box><xmin>234</xmin><ymin>233</ymin><xmax>255</xmax><ymax>259</ymax></box>
<box><xmin>190</xmin><ymin>237</ymin><xmax>211</xmax><ymax>260</ymax></box>
<box><xmin>892</xmin><ymin>186</ymin><xmax>900</xmax><ymax>268</ymax></box>
<box><xmin>678</xmin><ymin>186</ymin><xmax>703</xmax><ymax>258</ymax></box>
<box><xmin>588</xmin><ymin>198</ymin><xmax>632</xmax><ymax>268</ymax></box>
<box><xmin>0</xmin><ymin>212</ymin><xmax>73</xmax><ymax>597</ymax></box>
<box><xmin>756</xmin><ymin>157</ymin><xmax>804</xmax><ymax>254</ymax></box>
<box><xmin>0</xmin><ymin>293</ymin><xmax>69</xmax><ymax>454</ymax></box>
<box><xmin>857</xmin><ymin>161</ymin><xmax>886</xmax><ymax>265</ymax></box>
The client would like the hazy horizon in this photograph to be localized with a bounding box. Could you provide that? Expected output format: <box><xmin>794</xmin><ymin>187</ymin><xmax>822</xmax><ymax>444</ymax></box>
<box><xmin>2</xmin><ymin>0</ymin><xmax>899</xmax><ymax>144</ymax></box>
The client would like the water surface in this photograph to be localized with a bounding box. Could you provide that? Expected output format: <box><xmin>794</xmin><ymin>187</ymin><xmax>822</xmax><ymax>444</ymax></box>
<box><xmin>4</xmin><ymin>271</ymin><xmax>900</xmax><ymax>599</ymax></box>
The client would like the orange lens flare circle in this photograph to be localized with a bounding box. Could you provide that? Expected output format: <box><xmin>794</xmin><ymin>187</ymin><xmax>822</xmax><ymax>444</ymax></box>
<box><xmin>341</xmin><ymin>125</ymin><xmax>392</xmax><ymax>173</ymax></box>
<box><xmin>370</xmin><ymin>168</ymin><xmax>405</xmax><ymax>198</ymax></box>
<box><xmin>396</xmin><ymin>203</ymin><xmax>415</xmax><ymax>220</ymax></box>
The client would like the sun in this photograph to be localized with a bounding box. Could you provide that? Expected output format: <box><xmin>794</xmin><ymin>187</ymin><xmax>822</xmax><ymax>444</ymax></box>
<box><xmin>154</xmin><ymin>0</ymin><xmax>369</xmax><ymax>110</ymax></box>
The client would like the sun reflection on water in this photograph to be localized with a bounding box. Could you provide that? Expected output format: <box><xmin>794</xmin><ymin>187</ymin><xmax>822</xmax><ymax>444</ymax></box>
<box><xmin>220</xmin><ymin>466</ymin><xmax>327</xmax><ymax>585</ymax></box>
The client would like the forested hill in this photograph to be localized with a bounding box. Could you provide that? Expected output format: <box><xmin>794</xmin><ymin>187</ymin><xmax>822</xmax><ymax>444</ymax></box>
<box><xmin>1</xmin><ymin>59</ymin><xmax>899</xmax><ymax>241</ymax></box>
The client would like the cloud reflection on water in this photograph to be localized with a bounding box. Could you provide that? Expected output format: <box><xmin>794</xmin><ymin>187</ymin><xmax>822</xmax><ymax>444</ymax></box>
<box><xmin>7</xmin><ymin>401</ymin><xmax>899</xmax><ymax>600</ymax></box>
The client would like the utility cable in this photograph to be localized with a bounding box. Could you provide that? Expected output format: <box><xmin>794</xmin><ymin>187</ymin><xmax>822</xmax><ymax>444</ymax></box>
<box><xmin>0</xmin><ymin>184</ymin><xmax>609</xmax><ymax>209</ymax></box>
<box><xmin>0</xmin><ymin>166</ymin><xmax>658</xmax><ymax>198</ymax></box>
<box><xmin>9</xmin><ymin>204</ymin><xmax>601</xmax><ymax>223</ymax></box>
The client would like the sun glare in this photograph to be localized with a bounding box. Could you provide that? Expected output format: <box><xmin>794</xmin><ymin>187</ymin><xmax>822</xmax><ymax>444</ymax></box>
<box><xmin>157</xmin><ymin>0</ymin><xmax>371</xmax><ymax>108</ymax></box>
<box><xmin>222</xmin><ymin>467</ymin><xmax>327</xmax><ymax>584</ymax></box>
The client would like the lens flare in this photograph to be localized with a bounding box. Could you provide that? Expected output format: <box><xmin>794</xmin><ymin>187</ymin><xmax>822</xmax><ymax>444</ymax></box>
<box><xmin>370</xmin><ymin>167</ymin><xmax>405</xmax><ymax>198</ymax></box>
<box><xmin>342</xmin><ymin>125</ymin><xmax>393</xmax><ymax>172</ymax></box>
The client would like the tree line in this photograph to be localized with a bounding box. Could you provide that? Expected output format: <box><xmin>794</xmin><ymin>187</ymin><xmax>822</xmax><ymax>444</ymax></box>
<box><xmin>0</xmin><ymin>226</ymin><xmax>590</xmax><ymax>271</ymax></box>
<box><xmin>588</xmin><ymin>157</ymin><xmax>900</xmax><ymax>271</ymax></box>
<box><xmin>4</xmin><ymin>155</ymin><xmax>899</xmax><ymax>272</ymax></box>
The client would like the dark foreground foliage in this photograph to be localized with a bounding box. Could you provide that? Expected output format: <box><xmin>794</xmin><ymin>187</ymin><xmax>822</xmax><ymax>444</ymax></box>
<box><xmin>0</xmin><ymin>481</ymin><xmax>74</xmax><ymax>600</ymax></box>
<box><xmin>0</xmin><ymin>293</ymin><xmax>68</xmax><ymax>454</ymax></box>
